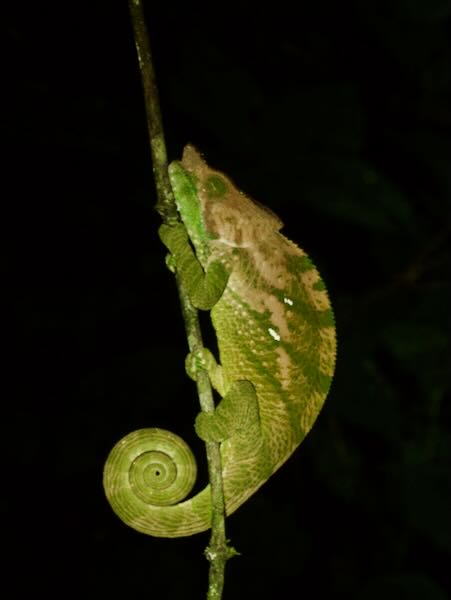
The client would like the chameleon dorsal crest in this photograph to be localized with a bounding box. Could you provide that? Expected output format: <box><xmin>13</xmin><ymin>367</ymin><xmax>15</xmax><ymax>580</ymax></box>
<box><xmin>103</xmin><ymin>145</ymin><xmax>336</xmax><ymax>537</ymax></box>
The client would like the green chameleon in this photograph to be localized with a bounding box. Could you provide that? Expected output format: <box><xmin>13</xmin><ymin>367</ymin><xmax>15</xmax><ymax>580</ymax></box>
<box><xmin>103</xmin><ymin>145</ymin><xmax>336</xmax><ymax>537</ymax></box>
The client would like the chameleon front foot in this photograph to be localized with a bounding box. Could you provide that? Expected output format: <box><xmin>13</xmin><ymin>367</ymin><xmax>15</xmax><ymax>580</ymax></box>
<box><xmin>195</xmin><ymin>380</ymin><xmax>259</xmax><ymax>443</ymax></box>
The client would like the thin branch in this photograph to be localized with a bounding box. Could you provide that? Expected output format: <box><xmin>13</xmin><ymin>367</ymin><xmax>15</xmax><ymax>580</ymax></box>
<box><xmin>128</xmin><ymin>0</ymin><xmax>175</xmax><ymax>222</ymax></box>
<box><xmin>128</xmin><ymin>2</ymin><xmax>234</xmax><ymax>597</ymax></box>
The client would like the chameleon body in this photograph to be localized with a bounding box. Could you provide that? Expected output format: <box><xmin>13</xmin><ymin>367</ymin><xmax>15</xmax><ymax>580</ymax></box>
<box><xmin>103</xmin><ymin>145</ymin><xmax>336</xmax><ymax>537</ymax></box>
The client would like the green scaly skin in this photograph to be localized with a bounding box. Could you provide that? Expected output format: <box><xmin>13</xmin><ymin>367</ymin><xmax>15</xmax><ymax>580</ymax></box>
<box><xmin>103</xmin><ymin>145</ymin><xmax>336</xmax><ymax>537</ymax></box>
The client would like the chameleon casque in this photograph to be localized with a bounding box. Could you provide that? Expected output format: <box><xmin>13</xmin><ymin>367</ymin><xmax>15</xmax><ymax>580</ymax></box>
<box><xmin>103</xmin><ymin>145</ymin><xmax>336</xmax><ymax>537</ymax></box>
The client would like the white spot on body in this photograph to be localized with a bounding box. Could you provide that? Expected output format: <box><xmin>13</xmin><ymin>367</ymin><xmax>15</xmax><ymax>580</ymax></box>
<box><xmin>284</xmin><ymin>297</ymin><xmax>294</xmax><ymax>306</ymax></box>
<box><xmin>268</xmin><ymin>327</ymin><xmax>281</xmax><ymax>341</ymax></box>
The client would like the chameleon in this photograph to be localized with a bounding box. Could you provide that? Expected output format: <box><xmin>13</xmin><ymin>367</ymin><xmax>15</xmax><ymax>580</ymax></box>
<box><xmin>103</xmin><ymin>145</ymin><xmax>336</xmax><ymax>537</ymax></box>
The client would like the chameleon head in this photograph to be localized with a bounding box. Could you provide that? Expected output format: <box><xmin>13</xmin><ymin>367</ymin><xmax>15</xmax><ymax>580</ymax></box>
<box><xmin>169</xmin><ymin>145</ymin><xmax>283</xmax><ymax>255</ymax></box>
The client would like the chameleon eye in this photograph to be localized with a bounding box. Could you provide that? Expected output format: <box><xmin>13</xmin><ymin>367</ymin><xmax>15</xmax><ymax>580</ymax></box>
<box><xmin>205</xmin><ymin>175</ymin><xmax>227</xmax><ymax>199</ymax></box>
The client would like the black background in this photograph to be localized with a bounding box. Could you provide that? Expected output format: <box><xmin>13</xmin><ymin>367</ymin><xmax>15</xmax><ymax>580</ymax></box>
<box><xmin>6</xmin><ymin>1</ymin><xmax>451</xmax><ymax>598</ymax></box>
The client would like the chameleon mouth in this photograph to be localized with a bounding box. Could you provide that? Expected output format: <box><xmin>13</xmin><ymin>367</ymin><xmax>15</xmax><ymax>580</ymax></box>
<box><xmin>217</xmin><ymin>236</ymin><xmax>251</xmax><ymax>249</ymax></box>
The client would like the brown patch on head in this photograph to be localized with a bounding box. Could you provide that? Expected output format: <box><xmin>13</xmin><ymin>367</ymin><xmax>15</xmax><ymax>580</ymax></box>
<box><xmin>181</xmin><ymin>145</ymin><xmax>282</xmax><ymax>247</ymax></box>
<box><xmin>181</xmin><ymin>145</ymin><xmax>207</xmax><ymax>172</ymax></box>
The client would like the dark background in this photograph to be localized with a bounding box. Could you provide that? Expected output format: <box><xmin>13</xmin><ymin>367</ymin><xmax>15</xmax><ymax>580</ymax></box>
<box><xmin>6</xmin><ymin>1</ymin><xmax>451</xmax><ymax>598</ymax></box>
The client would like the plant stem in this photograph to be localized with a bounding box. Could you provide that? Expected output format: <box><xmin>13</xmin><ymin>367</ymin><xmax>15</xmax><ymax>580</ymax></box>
<box><xmin>128</xmin><ymin>0</ymin><xmax>175</xmax><ymax>222</ymax></box>
<box><xmin>127</xmin><ymin>2</ymin><xmax>234</xmax><ymax>597</ymax></box>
